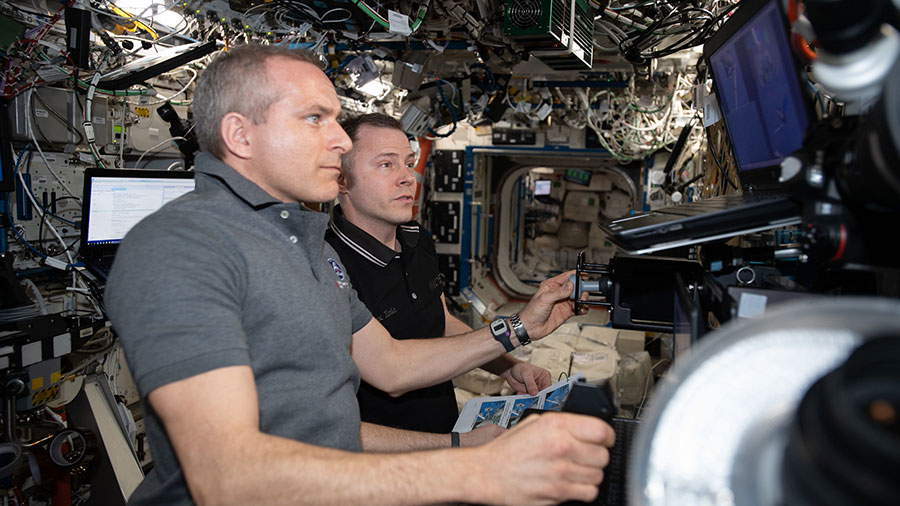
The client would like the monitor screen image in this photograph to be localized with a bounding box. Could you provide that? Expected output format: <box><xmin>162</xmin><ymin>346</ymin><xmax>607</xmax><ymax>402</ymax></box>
<box><xmin>534</xmin><ymin>179</ymin><xmax>552</xmax><ymax>196</ymax></box>
<box><xmin>708</xmin><ymin>0</ymin><xmax>809</xmax><ymax>173</ymax></box>
<box><xmin>85</xmin><ymin>176</ymin><xmax>195</xmax><ymax>246</ymax></box>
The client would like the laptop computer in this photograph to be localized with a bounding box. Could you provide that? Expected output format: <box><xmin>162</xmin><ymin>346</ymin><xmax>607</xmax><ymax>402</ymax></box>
<box><xmin>79</xmin><ymin>168</ymin><xmax>194</xmax><ymax>279</ymax></box>
<box><xmin>601</xmin><ymin>0</ymin><xmax>814</xmax><ymax>255</ymax></box>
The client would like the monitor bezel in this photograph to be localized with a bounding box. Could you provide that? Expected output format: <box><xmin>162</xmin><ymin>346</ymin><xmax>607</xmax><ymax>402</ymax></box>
<box><xmin>79</xmin><ymin>167</ymin><xmax>194</xmax><ymax>257</ymax></box>
<box><xmin>702</xmin><ymin>0</ymin><xmax>816</xmax><ymax>192</ymax></box>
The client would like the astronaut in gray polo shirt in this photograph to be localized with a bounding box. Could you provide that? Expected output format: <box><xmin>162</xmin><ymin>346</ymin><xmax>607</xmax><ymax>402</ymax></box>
<box><xmin>106</xmin><ymin>44</ymin><xmax>615</xmax><ymax>506</ymax></box>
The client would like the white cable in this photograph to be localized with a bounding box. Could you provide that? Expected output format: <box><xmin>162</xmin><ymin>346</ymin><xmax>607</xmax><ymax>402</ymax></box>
<box><xmin>134</xmin><ymin>136</ymin><xmax>186</xmax><ymax>168</ymax></box>
<box><xmin>20</xmin><ymin>278</ymin><xmax>48</xmax><ymax>315</ymax></box>
<box><xmin>119</xmin><ymin>99</ymin><xmax>126</xmax><ymax>168</ymax></box>
<box><xmin>596</xmin><ymin>19</ymin><xmax>627</xmax><ymax>41</ymax></box>
<box><xmin>24</xmin><ymin>89</ymin><xmax>81</xmax><ymax>202</ymax></box>
<box><xmin>43</xmin><ymin>406</ymin><xmax>66</xmax><ymax>427</ymax></box>
<box><xmin>600</xmin><ymin>8</ymin><xmax>649</xmax><ymax>31</ymax></box>
<box><xmin>148</xmin><ymin>66</ymin><xmax>197</xmax><ymax>104</ymax></box>
<box><xmin>15</xmin><ymin>166</ymin><xmax>74</xmax><ymax>266</ymax></box>
<box><xmin>86</xmin><ymin>56</ymin><xmax>111</xmax><ymax>169</ymax></box>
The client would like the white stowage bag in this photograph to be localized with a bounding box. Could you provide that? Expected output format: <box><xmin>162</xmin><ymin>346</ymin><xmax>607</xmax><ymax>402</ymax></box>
<box><xmin>577</xmin><ymin>325</ymin><xmax>619</xmax><ymax>350</ymax></box>
<box><xmin>616</xmin><ymin>351</ymin><xmax>653</xmax><ymax>406</ymax></box>
<box><xmin>564</xmin><ymin>191</ymin><xmax>602</xmax><ymax>222</ymax></box>
<box><xmin>539</xmin><ymin>215</ymin><xmax>561</xmax><ymax>234</ymax></box>
<box><xmin>616</xmin><ymin>329</ymin><xmax>646</xmax><ymax>354</ymax></box>
<box><xmin>535</xmin><ymin>322</ymin><xmax>581</xmax><ymax>351</ymax></box>
<box><xmin>452</xmin><ymin>368</ymin><xmax>506</xmax><ymax>395</ymax></box>
<box><xmin>570</xmin><ymin>347</ymin><xmax>619</xmax><ymax>385</ymax></box>
<box><xmin>529</xmin><ymin>348</ymin><xmax>572</xmax><ymax>384</ymax></box>
<box><xmin>557</xmin><ymin>220</ymin><xmax>589</xmax><ymax>248</ymax></box>
<box><xmin>601</xmin><ymin>190</ymin><xmax>633</xmax><ymax>220</ymax></box>
<box><xmin>533</xmin><ymin>234</ymin><xmax>562</xmax><ymax>250</ymax></box>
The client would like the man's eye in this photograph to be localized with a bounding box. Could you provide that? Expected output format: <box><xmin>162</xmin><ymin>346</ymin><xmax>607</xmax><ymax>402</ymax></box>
<box><xmin>307</xmin><ymin>115</ymin><xmax>320</xmax><ymax>124</ymax></box>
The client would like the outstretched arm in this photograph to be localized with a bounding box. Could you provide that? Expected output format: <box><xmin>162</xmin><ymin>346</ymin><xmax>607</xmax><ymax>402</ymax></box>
<box><xmin>352</xmin><ymin>271</ymin><xmax>579</xmax><ymax>396</ymax></box>
<box><xmin>442</xmin><ymin>295</ymin><xmax>552</xmax><ymax>395</ymax></box>
<box><xmin>151</xmin><ymin>364</ymin><xmax>615</xmax><ymax>505</ymax></box>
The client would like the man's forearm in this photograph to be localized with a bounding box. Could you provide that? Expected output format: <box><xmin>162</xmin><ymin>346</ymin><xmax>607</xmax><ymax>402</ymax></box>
<box><xmin>360</xmin><ymin>422</ymin><xmax>451</xmax><ymax>452</ymax></box>
<box><xmin>206</xmin><ymin>431</ymin><xmax>487</xmax><ymax>506</ymax></box>
<box><xmin>358</xmin><ymin>325</ymin><xmax>510</xmax><ymax>396</ymax></box>
<box><xmin>481</xmin><ymin>354</ymin><xmax>521</xmax><ymax>377</ymax></box>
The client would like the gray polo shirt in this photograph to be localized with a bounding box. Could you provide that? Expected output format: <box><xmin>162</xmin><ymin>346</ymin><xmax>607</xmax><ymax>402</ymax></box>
<box><xmin>105</xmin><ymin>152</ymin><xmax>372</xmax><ymax>505</ymax></box>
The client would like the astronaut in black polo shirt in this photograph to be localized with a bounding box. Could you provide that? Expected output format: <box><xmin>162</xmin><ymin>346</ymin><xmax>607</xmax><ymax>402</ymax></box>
<box><xmin>326</xmin><ymin>113</ymin><xmax>553</xmax><ymax>449</ymax></box>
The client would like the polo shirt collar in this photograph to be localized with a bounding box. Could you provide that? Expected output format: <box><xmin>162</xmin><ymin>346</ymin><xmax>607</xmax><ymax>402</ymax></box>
<box><xmin>194</xmin><ymin>152</ymin><xmax>282</xmax><ymax>208</ymax></box>
<box><xmin>330</xmin><ymin>205</ymin><xmax>420</xmax><ymax>268</ymax></box>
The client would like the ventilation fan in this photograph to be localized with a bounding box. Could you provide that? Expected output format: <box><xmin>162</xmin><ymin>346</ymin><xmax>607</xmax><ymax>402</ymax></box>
<box><xmin>507</xmin><ymin>0</ymin><xmax>543</xmax><ymax>29</ymax></box>
<box><xmin>504</xmin><ymin>0</ymin><xmax>596</xmax><ymax>70</ymax></box>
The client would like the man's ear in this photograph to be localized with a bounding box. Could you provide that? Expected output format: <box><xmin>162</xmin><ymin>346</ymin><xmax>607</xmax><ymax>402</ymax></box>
<box><xmin>220</xmin><ymin>112</ymin><xmax>254</xmax><ymax>160</ymax></box>
<box><xmin>337</xmin><ymin>171</ymin><xmax>350</xmax><ymax>194</ymax></box>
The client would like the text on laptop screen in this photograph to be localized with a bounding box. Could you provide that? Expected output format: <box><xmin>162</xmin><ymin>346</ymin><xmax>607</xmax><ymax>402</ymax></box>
<box><xmin>86</xmin><ymin>176</ymin><xmax>195</xmax><ymax>246</ymax></box>
<box><xmin>709</xmin><ymin>0</ymin><xmax>809</xmax><ymax>172</ymax></box>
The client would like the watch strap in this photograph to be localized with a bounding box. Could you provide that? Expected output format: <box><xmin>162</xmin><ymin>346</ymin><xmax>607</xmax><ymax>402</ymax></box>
<box><xmin>510</xmin><ymin>312</ymin><xmax>531</xmax><ymax>346</ymax></box>
<box><xmin>489</xmin><ymin>318</ymin><xmax>515</xmax><ymax>352</ymax></box>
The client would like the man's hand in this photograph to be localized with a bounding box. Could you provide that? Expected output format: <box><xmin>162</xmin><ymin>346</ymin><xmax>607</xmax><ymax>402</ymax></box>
<box><xmin>474</xmin><ymin>412</ymin><xmax>615</xmax><ymax>505</ymax></box>
<box><xmin>501</xmin><ymin>362</ymin><xmax>552</xmax><ymax>395</ymax></box>
<box><xmin>518</xmin><ymin>270</ymin><xmax>586</xmax><ymax>341</ymax></box>
<box><xmin>459</xmin><ymin>423</ymin><xmax>506</xmax><ymax>447</ymax></box>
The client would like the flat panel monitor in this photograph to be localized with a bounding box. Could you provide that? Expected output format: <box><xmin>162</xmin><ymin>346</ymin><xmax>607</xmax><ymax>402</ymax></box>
<box><xmin>534</xmin><ymin>179</ymin><xmax>552</xmax><ymax>196</ymax></box>
<box><xmin>80</xmin><ymin>168</ymin><xmax>194</xmax><ymax>256</ymax></box>
<box><xmin>703</xmin><ymin>0</ymin><xmax>813</xmax><ymax>190</ymax></box>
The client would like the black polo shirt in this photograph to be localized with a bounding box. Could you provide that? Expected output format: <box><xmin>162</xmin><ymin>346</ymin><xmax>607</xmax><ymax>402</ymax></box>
<box><xmin>325</xmin><ymin>205</ymin><xmax>458</xmax><ymax>433</ymax></box>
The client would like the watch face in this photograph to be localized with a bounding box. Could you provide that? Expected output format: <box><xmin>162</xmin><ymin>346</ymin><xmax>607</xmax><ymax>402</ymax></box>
<box><xmin>490</xmin><ymin>319</ymin><xmax>508</xmax><ymax>335</ymax></box>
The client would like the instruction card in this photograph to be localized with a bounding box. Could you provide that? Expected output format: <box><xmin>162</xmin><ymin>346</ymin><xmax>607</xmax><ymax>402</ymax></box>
<box><xmin>452</xmin><ymin>373</ymin><xmax>585</xmax><ymax>433</ymax></box>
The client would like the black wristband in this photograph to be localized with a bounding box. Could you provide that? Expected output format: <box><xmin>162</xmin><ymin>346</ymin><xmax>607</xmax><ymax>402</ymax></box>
<box><xmin>510</xmin><ymin>312</ymin><xmax>531</xmax><ymax>346</ymax></box>
<box><xmin>450</xmin><ymin>431</ymin><xmax>460</xmax><ymax>447</ymax></box>
<box><xmin>489</xmin><ymin>318</ymin><xmax>515</xmax><ymax>352</ymax></box>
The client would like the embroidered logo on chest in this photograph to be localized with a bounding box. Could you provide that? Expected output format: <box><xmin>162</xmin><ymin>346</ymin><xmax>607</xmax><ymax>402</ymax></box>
<box><xmin>328</xmin><ymin>258</ymin><xmax>350</xmax><ymax>289</ymax></box>
<box><xmin>377</xmin><ymin>307</ymin><xmax>397</xmax><ymax>322</ymax></box>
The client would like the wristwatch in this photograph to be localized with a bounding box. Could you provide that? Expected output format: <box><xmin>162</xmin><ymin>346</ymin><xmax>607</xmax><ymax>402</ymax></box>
<box><xmin>509</xmin><ymin>313</ymin><xmax>531</xmax><ymax>347</ymax></box>
<box><xmin>489</xmin><ymin>317</ymin><xmax>515</xmax><ymax>352</ymax></box>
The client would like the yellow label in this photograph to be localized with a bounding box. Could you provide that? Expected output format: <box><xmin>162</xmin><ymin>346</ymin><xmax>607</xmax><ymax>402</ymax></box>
<box><xmin>135</xmin><ymin>107</ymin><xmax>150</xmax><ymax>118</ymax></box>
<box><xmin>50</xmin><ymin>371</ymin><xmax>61</xmax><ymax>384</ymax></box>
<box><xmin>31</xmin><ymin>377</ymin><xmax>43</xmax><ymax>390</ymax></box>
<box><xmin>31</xmin><ymin>385</ymin><xmax>60</xmax><ymax>407</ymax></box>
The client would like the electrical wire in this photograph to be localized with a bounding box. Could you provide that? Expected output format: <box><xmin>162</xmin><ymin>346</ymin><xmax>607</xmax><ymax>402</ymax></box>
<box><xmin>147</xmin><ymin>66</ymin><xmax>197</xmax><ymax>104</ymax></box>
<box><xmin>635</xmin><ymin>358</ymin><xmax>671</xmax><ymax>418</ymax></box>
<box><xmin>24</xmin><ymin>89</ymin><xmax>81</xmax><ymax>200</ymax></box>
<box><xmin>425</xmin><ymin>80</ymin><xmax>457</xmax><ymax>138</ymax></box>
<box><xmin>134</xmin><ymin>136</ymin><xmax>187</xmax><ymax>168</ymax></box>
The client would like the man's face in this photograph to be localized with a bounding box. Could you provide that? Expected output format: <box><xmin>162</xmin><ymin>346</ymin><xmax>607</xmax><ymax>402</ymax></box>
<box><xmin>244</xmin><ymin>57</ymin><xmax>352</xmax><ymax>204</ymax></box>
<box><xmin>340</xmin><ymin>125</ymin><xmax>417</xmax><ymax>228</ymax></box>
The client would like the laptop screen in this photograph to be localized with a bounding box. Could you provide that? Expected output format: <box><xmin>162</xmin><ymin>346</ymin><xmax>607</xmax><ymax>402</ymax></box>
<box><xmin>81</xmin><ymin>169</ymin><xmax>194</xmax><ymax>249</ymax></box>
<box><xmin>706</xmin><ymin>0</ymin><xmax>810</xmax><ymax>179</ymax></box>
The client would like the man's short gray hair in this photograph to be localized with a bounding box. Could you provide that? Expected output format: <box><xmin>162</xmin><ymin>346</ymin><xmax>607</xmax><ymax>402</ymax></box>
<box><xmin>193</xmin><ymin>44</ymin><xmax>323</xmax><ymax>159</ymax></box>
